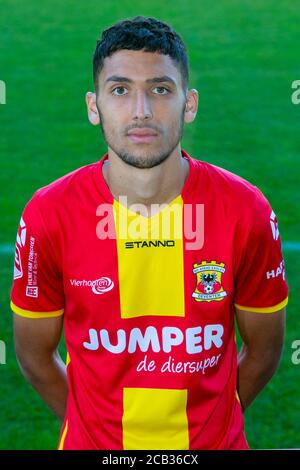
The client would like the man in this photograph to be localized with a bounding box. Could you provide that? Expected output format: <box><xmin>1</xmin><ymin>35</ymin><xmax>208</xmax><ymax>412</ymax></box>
<box><xmin>11</xmin><ymin>16</ymin><xmax>288</xmax><ymax>450</ymax></box>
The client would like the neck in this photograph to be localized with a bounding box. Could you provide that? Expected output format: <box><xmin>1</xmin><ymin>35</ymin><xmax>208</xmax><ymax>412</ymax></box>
<box><xmin>102</xmin><ymin>146</ymin><xmax>189</xmax><ymax>216</ymax></box>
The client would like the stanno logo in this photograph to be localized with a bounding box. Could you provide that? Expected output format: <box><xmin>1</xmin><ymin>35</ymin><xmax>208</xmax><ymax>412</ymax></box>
<box><xmin>70</xmin><ymin>277</ymin><xmax>114</xmax><ymax>295</ymax></box>
<box><xmin>14</xmin><ymin>217</ymin><xmax>27</xmax><ymax>280</ymax></box>
<box><xmin>270</xmin><ymin>210</ymin><xmax>279</xmax><ymax>241</ymax></box>
<box><xmin>125</xmin><ymin>240</ymin><xmax>175</xmax><ymax>249</ymax></box>
<box><xmin>14</xmin><ymin>247</ymin><xmax>23</xmax><ymax>280</ymax></box>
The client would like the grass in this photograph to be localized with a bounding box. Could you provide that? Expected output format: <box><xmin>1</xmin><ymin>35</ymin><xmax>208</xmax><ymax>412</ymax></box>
<box><xmin>0</xmin><ymin>0</ymin><xmax>299</xmax><ymax>449</ymax></box>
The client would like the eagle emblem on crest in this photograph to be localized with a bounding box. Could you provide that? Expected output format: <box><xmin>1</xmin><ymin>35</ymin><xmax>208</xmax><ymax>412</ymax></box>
<box><xmin>192</xmin><ymin>260</ymin><xmax>227</xmax><ymax>302</ymax></box>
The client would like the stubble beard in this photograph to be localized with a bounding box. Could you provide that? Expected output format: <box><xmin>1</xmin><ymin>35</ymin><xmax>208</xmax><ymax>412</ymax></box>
<box><xmin>97</xmin><ymin>105</ymin><xmax>185</xmax><ymax>169</ymax></box>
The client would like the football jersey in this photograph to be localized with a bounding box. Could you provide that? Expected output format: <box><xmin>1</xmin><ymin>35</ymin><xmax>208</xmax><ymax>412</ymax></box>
<box><xmin>10</xmin><ymin>150</ymin><xmax>288</xmax><ymax>450</ymax></box>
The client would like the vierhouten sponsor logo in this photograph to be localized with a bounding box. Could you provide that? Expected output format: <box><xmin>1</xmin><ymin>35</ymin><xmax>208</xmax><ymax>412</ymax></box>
<box><xmin>70</xmin><ymin>277</ymin><xmax>114</xmax><ymax>295</ymax></box>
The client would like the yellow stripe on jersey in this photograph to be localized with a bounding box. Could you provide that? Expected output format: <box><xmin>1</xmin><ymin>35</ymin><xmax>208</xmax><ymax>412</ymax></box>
<box><xmin>234</xmin><ymin>297</ymin><xmax>288</xmax><ymax>314</ymax></box>
<box><xmin>114</xmin><ymin>196</ymin><xmax>185</xmax><ymax>318</ymax></box>
<box><xmin>58</xmin><ymin>420</ymin><xmax>68</xmax><ymax>450</ymax></box>
<box><xmin>122</xmin><ymin>387</ymin><xmax>189</xmax><ymax>450</ymax></box>
<box><xmin>10</xmin><ymin>301</ymin><xmax>64</xmax><ymax>318</ymax></box>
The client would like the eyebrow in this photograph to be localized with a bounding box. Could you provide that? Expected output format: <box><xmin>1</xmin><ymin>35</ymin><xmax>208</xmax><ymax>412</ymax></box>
<box><xmin>104</xmin><ymin>75</ymin><xmax>177</xmax><ymax>86</ymax></box>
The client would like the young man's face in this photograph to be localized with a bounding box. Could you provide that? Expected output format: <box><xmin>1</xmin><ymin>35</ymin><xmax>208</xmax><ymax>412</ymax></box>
<box><xmin>87</xmin><ymin>49</ymin><xmax>197</xmax><ymax>169</ymax></box>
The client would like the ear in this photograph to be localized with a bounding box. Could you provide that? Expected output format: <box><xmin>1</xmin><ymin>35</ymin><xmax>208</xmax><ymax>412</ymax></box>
<box><xmin>86</xmin><ymin>92</ymin><xmax>100</xmax><ymax>126</ymax></box>
<box><xmin>184</xmin><ymin>89</ymin><xmax>199</xmax><ymax>124</ymax></box>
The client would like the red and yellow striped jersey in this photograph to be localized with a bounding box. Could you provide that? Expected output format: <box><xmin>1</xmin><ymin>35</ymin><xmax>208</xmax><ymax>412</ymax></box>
<box><xmin>11</xmin><ymin>150</ymin><xmax>288</xmax><ymax>449</ymax></box>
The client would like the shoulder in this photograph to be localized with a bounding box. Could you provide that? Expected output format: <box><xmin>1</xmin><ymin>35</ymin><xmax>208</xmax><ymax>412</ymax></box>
<box><xmin>34</xmin><ymin>161</ymin><xmax>99</xmax><ymax>203</ymax></box>
<box><xmin>24</xmin><ymin>160</ymin><xmax>100</xmax><ymax>213</ymax></box>
<box><xmin>21</xmin><ymin>161</ymin><xmax>100</xmax><ymax>230</ymax></box>
<box><xmin>203</xmin><ymin>160</ymin><xmax>259</xmax><ymax>198</ymax></box>
<box><xmin>190</xmin><ymin>156</ymin><xmax>270</xmax><ymax>212</ymax></box>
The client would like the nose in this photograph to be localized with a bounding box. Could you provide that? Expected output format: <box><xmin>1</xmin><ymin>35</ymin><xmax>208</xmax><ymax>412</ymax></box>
<box><xmin>132</xmin><ymin>91</ymin><xmax>153</xmax><ymax>121</ymax></box>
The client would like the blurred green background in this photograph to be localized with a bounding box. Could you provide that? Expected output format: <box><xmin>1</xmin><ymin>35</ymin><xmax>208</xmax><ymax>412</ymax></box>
<box><xmin>0</xmin><ymin>0</ymin><xmax>299</xmax><ymax>449</ymax></box>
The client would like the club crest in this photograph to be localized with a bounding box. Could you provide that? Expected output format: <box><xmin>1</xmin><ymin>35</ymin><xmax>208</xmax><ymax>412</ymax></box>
<box><xmin>192</xmin><ymin>260</ymin><xmax>227</xmax><ymax>302</ymax></box>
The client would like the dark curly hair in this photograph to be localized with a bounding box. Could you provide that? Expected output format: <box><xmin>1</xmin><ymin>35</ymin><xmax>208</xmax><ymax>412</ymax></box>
<box><xmin>93</xmin><ymin>16</ymin><xmax>189</xmax><ymax>93</ymax></box>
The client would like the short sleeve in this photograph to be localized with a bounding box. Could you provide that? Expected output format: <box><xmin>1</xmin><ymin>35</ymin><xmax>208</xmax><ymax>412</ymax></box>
<box><xmin>234</xmin><ymin>188</ymin><xmax>288</xmax><ymax>313</ymax></box>
<box><xmin>10</xmin><ymin>194</ymin><xmax>64</xmax><ymax>318</ymax></box>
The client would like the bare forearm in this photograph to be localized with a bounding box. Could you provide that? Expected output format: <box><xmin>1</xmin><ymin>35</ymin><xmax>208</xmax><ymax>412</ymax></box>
<box><xmin>237</xmin><ymin>345</ymin><xmax>281</xmax><ymax>411</ymax></box>
<box><xmin>17</xmin><ymin>351</ymin><xmax>68</xmax><ymax>421</ymax></box>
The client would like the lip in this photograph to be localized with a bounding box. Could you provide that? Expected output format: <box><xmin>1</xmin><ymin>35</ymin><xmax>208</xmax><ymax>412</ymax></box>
<box><xmin>127</xmin><ymin>128</ymin><xmax>158</xmax><ymax>144</ymax></box>
<box><xmin>128</xmin><ymin>134</ymin><xmax>158</xmax><ymax>144</ymax></box>
<box><xmin>128</xmin><ymin>128</ymin><xmax>158</xmax><ymax>136</ymax></box>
